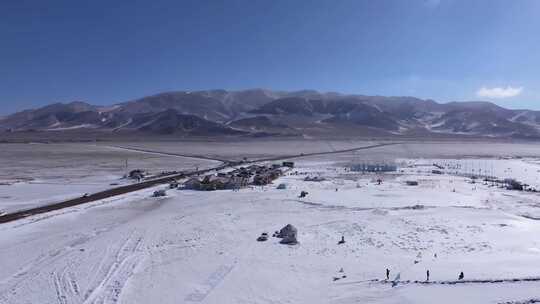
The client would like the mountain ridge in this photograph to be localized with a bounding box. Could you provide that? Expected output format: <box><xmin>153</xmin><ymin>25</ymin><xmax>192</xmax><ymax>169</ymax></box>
<box><xmin>2</xmin><ymin>89</ymin><xmax>540</xmax><ymax>139</ymax></box>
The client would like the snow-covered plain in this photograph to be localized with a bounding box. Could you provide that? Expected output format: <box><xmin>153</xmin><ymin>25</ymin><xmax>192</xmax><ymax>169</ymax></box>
<box><xmin>0</xmin><ymin>143</ymin><xmax>220</xmax><ymax>213</ymax></box>
<box><xmin>1</xmin><ymin>141</ymin><xmax>540</xmax><ymax>303</ymax></box>
<box><xmin>105</xmin><ymin>140</ymin><xmax>379</xmax><ymax>161</ymax></box>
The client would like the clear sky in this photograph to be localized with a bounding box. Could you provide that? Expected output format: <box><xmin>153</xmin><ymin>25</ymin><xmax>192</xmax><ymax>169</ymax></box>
<box><xmin>1</xmin><ymin>0</ymin><xmax>539</xmax><ymax>114</ymax></box>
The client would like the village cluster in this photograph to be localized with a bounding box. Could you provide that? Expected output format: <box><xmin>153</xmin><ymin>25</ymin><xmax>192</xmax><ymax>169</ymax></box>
<box><xmin>143</xmin><ymin>159</ymin><xmax>535</xmax><ymax>199</ymax></box>
<box><xmin>181</xmin><ymin>161</ymin><xmax>294</xmax><ymax>191</ymax></box>
<box><xmin>144</xmin><ymin>161</ymin><xmax>296</xmax><ymax>196</ymax></box>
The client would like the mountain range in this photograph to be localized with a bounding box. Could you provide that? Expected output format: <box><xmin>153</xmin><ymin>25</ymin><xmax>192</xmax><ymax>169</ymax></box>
<box><xmin>2</xmin><ymin>89</ymin><xmax>540</xmax><ymax>139</ymax></box>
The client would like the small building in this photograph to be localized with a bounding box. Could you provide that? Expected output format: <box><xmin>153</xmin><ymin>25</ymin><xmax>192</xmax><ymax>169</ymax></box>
<box><xmin>504</xmin><ymin>178</ymin><xmax>523</xmax><ymax>191</ymax></box>
<box><xmin>183</xmin><ymin>177</ymin><xmax>202</xmax><ymax>190</ymax></box>
<box><xmin>253</xmin><ymin>174</ymin><xmax>270</xmax><ymax>185</ymax></box>
<box><xmin>282</xmin><ymin>161</ymin><xmax>295</xmax><ymax>168</ymax></box>
<box><xmin>128</xmin><ymin>169</ymin><xmax>145</xmax><ymax>180</ymax></box>
<box><xmin>224</xmin><ymin>176</ymin><xmax>250</xmax><ymax>189</ymax></box>
<box><xmin>199</xmin><ymin>175</ymin><xmax>229</xmax><ymax>191</ymax></box>
<box><xmin>253</xmin><ymin>168</ymin><xmax>283</xmax><ymax>185</ymax></box>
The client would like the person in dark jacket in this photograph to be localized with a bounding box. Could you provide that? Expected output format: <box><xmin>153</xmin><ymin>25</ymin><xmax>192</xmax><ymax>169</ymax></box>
<box><xmin>426</xmin><ymin>270</ymin><xmax>430</xmax><ymax>281</ymax></box>
<box><xmin>458</xmin><ymin>271</ymin><xmax>464</xmax><ymax>280</ymax></box>
<box><xmin>386</xmin><ymin>268</ymin><xmax>390</xmax><ymax>280</ymax></box>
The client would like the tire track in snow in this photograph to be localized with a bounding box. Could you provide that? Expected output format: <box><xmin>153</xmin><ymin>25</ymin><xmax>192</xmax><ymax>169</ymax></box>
<box><xmin>0</xmin><ymin>244</ymin><xmax>81</xmax><ymax>303</ymax></box>
<box><xmin>289</xmin><ymin>199</ymin><xmax>490</xmax><ymax>213</ymax></box>
<box><xmin>288</xmin><ymin>199</ymin><xmax>437</xmax><ymax>212</ymax></box>
<box><xmin>83</xmin><ymin>231</ymin><xmax>144</xmax><ymax>304</ymax></box>
<box><xmin>51</xmin><ymin>267</ymin><xmax>81</xmax><ymax>304</ymax></box>
<box><xmin>0</xmin><ymin>232</ymin><xmax>98</xmax><ymax>303</ymax></box>
<box><xmin>52</xmin><ymin>268</ymin><xmax>68</xmax><ymax>304</ymax></box>
<box><xmin>68</xmin><ymin>271</ymin><xmax>81</xmax><ymax>297</ymax></box>
<box><xmin>184</xmin><ymin>263</ymin><xmax>237</xmax><ymax>302</ymax></box>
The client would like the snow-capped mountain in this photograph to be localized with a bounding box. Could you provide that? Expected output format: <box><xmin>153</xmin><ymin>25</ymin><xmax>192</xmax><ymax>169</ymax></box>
<box><xmin>2</xmin><ymin>89</ymin><xmax>540</xmax><ymax>139</ymax></box>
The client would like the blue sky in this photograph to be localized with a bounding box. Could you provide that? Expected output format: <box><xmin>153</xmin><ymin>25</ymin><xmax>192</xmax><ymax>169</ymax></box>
<box><xmin>1</xmin><ymin>0</ymin><xmax>539</xmax><ymax>114</ymax></box>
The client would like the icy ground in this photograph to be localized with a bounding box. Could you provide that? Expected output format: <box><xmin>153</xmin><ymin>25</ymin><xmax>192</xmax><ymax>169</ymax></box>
<box><xmin>0</xmin><ymin>143</ymin><xmax>220</xmax><ymax>213</ymax></box>
<box><xmin>1</xmin><ymin>158</ymin><xmax>540</xmax><ymax>303</ymax></box>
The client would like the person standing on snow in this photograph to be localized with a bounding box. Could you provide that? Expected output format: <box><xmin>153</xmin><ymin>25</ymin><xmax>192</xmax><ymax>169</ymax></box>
<box><xmin>386</xmin><ymin>268</ymin><xmax>390</xmax><ymax>280</ymax></box>
<box><xmin>458</xmin><ymin>271</ymin><xmax>464</xmax><ymax>280</ymax></box>
<box><xmin>426</xmin><ymin>270</ymin><xmax>430</xmax><ymax>281</ymax></box>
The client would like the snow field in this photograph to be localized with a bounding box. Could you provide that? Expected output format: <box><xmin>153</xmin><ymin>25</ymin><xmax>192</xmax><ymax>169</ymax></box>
<box><xmin>2</xmin><ymin>157</ymin><xmax>540</xmax><ymax>303</ymax></box>
<box><xmin>0</xmin><ymin>143</ymin><xmax>220</xmax><ymax>213</ymax></box>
